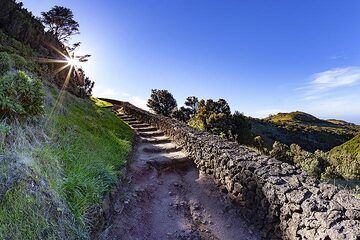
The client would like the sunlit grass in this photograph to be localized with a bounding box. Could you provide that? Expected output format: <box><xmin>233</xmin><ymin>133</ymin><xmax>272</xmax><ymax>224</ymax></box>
<box><xmin>91</xmin><ymin>96</ymin><xmax>113</xmax><ymax>108</ymax></box>
<box><xmin>43</xmin><ymin>91</ymin><xmax>134</xmax><ymax>225</ymax></box>
<box><xmin>0</xmin><ymin>87</ymin><xmax>134</xmax><ymax>239</ymax></box>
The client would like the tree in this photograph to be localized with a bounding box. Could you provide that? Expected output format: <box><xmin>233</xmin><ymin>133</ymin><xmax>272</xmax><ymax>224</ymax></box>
<box><xmin>188</xmin><ymin>98</ymin><xmax>231</xmax><ymax>133</ymax></box>
<box><xmin>172</xmin><ymin>106</ymin><xmax>192</xmax><ymax>122</ymax></box>
<box><xmin>188</xmin><ymin>98</ymin><xmax>252</xmax><ymax>144</ymax></box>
<box><xmin>172</xmin><ymin>96</ymin><xmax>199</xmax><ymax>122</ymax></box>
<box><xmin>147</xmin><ymin>89</ymin><xmax>177</xmax><ymax>117</ymax></box>
<box><xmin>41</xmin><ymin>6</ymin><xmax>79</xmax><ymax>42</ymax></box>
<box><xmin>184</xmin><ymin>96</ymin><xmax>199</xmax><ymax>116</ymax></box>
<box><xmin>73</xmin><ymin>68</ymin><xmax>94</xmax><ymax>98</ymax></box>
<box><xmin>227</xmin><ymin>111</ymin><xmax>252</xmax><ymax>144</ymax></box>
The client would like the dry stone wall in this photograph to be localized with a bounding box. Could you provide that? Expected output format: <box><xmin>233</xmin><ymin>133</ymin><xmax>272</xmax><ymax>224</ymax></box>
<box><xmin>102</xmin><ymin>99</ymin><xmax>360</xmax><ymax>240</ymax></box>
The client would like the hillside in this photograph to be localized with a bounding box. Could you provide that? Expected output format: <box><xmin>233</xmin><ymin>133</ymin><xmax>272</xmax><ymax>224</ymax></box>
<box><xmin>326</xmin><ymin>134</ymin><xmax>360</xmax><ymax>180</ymax></box>
<box><xmin>251</xmin><ymin>111</ymin><xmax>360</xmax><ymax>152</ymax></box>
<box><xmin>0</xmin><ymin>84</ymin><xmax>134</xmax><ymax>238</ymax></box>
<box><xmin>329</xmin><ymin>134</ymin><xmax>360</xmax><ymax>158</ymax></box>
<box><xmin>0</xmin><ymin>2</ymin><xmax>134</xmax><ymax>238</ymax></box>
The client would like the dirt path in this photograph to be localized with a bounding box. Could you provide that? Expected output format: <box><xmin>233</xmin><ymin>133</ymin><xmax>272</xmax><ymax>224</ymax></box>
<box><xmin>98</xmin><ymin>113</ymin><xmax>260</xmax><ymax>240</ymax></box>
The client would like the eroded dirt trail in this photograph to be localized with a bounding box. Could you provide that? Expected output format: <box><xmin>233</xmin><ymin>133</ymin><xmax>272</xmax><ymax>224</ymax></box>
<box><xmin>99</xmin><ymin>113</ymin><xmax>260</xmax><ymax>240</ymax></box>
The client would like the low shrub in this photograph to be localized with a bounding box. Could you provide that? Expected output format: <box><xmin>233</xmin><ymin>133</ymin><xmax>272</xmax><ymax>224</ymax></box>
<box><xmin>0</xmin><ymin>71</ymin><xmax>45</xmax><ymax>119</ymax></box>
<box><xmin>11</xmin><ymin>54</ymin><xmax>27</xmax><ymax>69</ymax></box>
<box><xmin>0</xmin><ymin>52</ymin><xmax>14</xmax><ymax>75</ymax></box>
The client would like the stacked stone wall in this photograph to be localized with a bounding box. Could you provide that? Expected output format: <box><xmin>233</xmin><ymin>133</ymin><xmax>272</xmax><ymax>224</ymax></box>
<box><xmin>102</xmin><ymin>98</ymin><xmax>360</xmax><ymax>240</ymax></box>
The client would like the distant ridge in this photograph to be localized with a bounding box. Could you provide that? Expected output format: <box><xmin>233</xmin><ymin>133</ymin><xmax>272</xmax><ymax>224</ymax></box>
<box><xmin>250</xmin><ymin>111</ymin><xmax>360</xmax><ymax>152</ymax></box>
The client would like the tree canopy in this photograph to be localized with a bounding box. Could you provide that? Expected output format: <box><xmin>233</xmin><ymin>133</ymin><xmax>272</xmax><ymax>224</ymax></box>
<box><xmin>147</xmin><ymin>89</ymin><xmax>177</xmax><ymax>117</ymax></box>
<box><xmin>41</xmin><ymin>6</ymin><xmax>79</xmax><ymax>42</ymax></box>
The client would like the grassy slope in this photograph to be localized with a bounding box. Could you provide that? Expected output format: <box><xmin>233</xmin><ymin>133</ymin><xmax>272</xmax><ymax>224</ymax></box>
<box><xmin>327</xmin><ymin>134</ymin><xmax>360</xmax><ymax>180</ymax></box>
<box><xmin>251</xmin><ymin>111</ymin><xmax>359</xmax><ymax>152</ymax></box>
<box><xmin>329</xmin><ymin>134</ymin><xmax>360</xmax><ymax>158</ymax></box>
<box><xmin>0</xmin><ymin>88</ymin><xmax>134</xmax><ymax>239</ymax></box>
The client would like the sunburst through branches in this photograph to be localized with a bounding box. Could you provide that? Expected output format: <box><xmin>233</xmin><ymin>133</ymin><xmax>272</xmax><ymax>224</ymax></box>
<box><xmin>35</xmin><ymin>45</ymin><xmax>86</xmax><ymax>125</ymax></box>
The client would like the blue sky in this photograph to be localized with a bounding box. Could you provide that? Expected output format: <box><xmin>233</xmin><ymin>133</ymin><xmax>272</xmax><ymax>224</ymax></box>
<box><xmin>22</xmin><ymin>0</ymin><xmax>360</xmax><ymax>123</ymax></box>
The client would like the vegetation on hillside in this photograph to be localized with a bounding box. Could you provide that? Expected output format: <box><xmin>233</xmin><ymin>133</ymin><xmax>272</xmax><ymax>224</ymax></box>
<box><xmin>146</xmin><ymin>89</ymin><xmax>252</xmax><ymax>145</ymax></box>
<box><xmin>0</xmin><ymin>2</ymin><xmax>134</xmax><ymax>239</ymax></box>
<box><xmin>328</xmin><ymin>134</ymin><xmax>360</xmax><ymax>180</ymax></box>
<box><xmin>251</xmin><ymin>111</ymin><xmax>359</xmax><ymax>152</ymax></box>
<box><xmin>146</xmin><ymin>90</ymin><xmax>359</xmax><ymax>185</ymax></box>
<box><xmin>0</xmin><ymin>0</ymin><xmax>94</xmax><ymax>97</ymax></box>
<box><xmin>0</xmin><ymin>87</ymin><xmax>133</xmax><ymax>239</ymax></box>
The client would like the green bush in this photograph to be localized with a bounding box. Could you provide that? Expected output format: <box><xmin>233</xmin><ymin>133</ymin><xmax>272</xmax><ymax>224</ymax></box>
<box><xmin>11</xmin><ymin>54</ymin><xmax>27</xmax><ymax>69</ymax></box>
<box><xmin>0</xmin><ymin>71</ymin><xmax>45</xmax><ymax>118</ymax></box>
<box><xmin>0</xmin><ymin>52</ymin><xmax>14</xmax><ymax>75</ymax></box>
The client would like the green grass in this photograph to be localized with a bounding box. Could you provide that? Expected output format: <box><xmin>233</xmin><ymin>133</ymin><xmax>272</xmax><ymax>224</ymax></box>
<box><xmin>0</xmin><ymin>89</ymin><xmax>134</xmax><ymax>239</ymax></box>
<box><xmin>0</xmin><ymin>27</ymin><xmax>134</xmax><ymax>239</ymax></box>
<box><xmin>265</xmin><ymin>111</ymin><xmax>320</xmax><ymax>124</ymax></box>
<box><xmin>0</xmin><ymin>181</ymin><xmax>80</xmax><ymax>240</ymax></box>
<box><xmin>329</xmin><ymin>134</ymin><xmax>360</xmax><ymax>159</ymax></box>
<box><xmin>43</xmin><ymin>92</ymin><xmax>134</xmax><ymax>225</ymax></box>
<box><xmin>91</xmin><ymin>97</ymin><xmax>113</xmax><ymax>108</ymax></box>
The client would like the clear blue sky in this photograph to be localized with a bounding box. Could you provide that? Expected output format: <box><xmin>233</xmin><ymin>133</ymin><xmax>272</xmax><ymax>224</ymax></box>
<box><xmin>22</xmin><ymin>0</ymin><xmax>360</xmax><ymax>123</ymax></box>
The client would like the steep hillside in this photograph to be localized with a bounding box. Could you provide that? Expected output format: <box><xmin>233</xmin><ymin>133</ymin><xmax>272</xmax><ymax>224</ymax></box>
<box><xmin>329</xmin><ymin>134</ymin><xmax>360</xmax><ymax>158</ymax></box>
<box><xmin>0</xmin><ymin>5</ymin><xmax>134</xmax><ymax>238</ymax></box>
<box><xmin>251</xmin><ymin>111</ymin><xmax>359</xmax><ymax>152</ymax></box>
<box><xmin>0</xmin><ymin>85</ymin><xmax>134</xmax><ymax>239</ymax></box>
<box><xmin>326</xmin><ymin>134</ymin><xmax>360</xmax><ymax>180</ymax></box>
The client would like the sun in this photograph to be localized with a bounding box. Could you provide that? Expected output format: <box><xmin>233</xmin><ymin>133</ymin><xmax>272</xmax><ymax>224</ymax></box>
<box><xmin>65</xmin><ymin>56</ymin><xmax>80</xmax><ymax>67</ymax></box>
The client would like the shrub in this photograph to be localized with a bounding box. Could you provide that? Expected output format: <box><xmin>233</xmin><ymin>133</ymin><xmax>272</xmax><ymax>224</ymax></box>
<box><xmin>11</xmin><ymin>53</ymin><xmax>27</xmax><ymax>69</ymax></box>
<box><xmin>0</xmin><ymin>52</ymin><xmax>14</xmax><ymax>75</ymax></box>
<box><xmin>0</xmin><ymin>71</ymin><xmax>45</xmax><ymax>119</ymax></box>
<box><xmin>321</xmin><ymin>166</ymin><xmax>340</xmax><ymax>181</ymax></box>
<box><xmin>270</xmin><ymin>141</ymin><xmax>291</xmax><ymax>162</ymax></box>
<box><xmin>254</xmin><ymin>135</ymin><xmax>267</xmax><ymax>152</ymax></box>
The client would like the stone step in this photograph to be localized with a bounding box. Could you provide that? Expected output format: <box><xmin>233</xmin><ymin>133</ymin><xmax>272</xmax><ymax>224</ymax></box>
<box><xmin>132</xmin><ymin>123</ymin><xmax>151</xmax><ymax>128</ymax></box>
<box><xmin>141</xmin><ymin>138</ymin><xmax>172</xmax><ymax>144</ymax></box>
<box><xmin>127</xmin><ymin>120</ymin><xmax>143</xmax><ymax>125</ymax></box>
<box><xmin>122</xmin><ymin>117</ymin><xmax>137</xmax><ymax>121</ymax></box>
<box><xmin>118</xmin><ymin>114</ymin><xmax>132</xmax><ymax>118</ymax></box>
<box><xmin>138</xmin><ymin>131</ymin><xmax>164</xmax><ymax>138</ymax></box>
<box><xmin>136</xmin><ymin>127</ymin><xmax>158</xmax><ymax>132</ymax></box>
<box><xmin>145</xmin><ymin>156</ymin><xmax>191</xmax><ymax>170</ymax></box>
<box><xmin>142</xmin><ymin>146</ymin><xmax>181</xmax><ymax>154</ymax></box>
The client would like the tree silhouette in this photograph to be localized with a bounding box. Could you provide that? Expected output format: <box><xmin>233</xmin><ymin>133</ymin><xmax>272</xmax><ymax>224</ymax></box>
<box><xmin>41</xmin><ymin>6</ymin><xmax>79</xmax><ymax>42</ymax></box>
<box><xmin>147</xmin><ymin>89</ymin><xmax>177</xmax><ymax>117</ymax></box>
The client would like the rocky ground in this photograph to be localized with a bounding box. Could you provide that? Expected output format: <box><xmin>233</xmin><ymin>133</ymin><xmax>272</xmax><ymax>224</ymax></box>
<box><xmin>97</xmin><ymin>113</ymin><xmax>260</xmax><ymax>240</ymax></box>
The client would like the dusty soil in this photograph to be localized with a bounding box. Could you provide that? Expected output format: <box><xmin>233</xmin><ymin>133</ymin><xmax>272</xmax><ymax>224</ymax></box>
<box><xmin>98</xmin><ymin>113</ymin><xmax>261</xmax><ymax>240</ymax></box>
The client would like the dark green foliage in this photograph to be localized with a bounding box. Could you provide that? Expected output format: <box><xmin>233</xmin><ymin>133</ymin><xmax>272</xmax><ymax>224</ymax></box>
<box><xmin>184</xmin><ymin>96</ymin><xmax>199</xmax><ymax>116</ymax></box>
<box><xmin>0</xmin><ymin>71</ymin><xmax>45</xmax><ymax>118</ymax></box>
<box><xmin>10</xmin><ymin>53</ymin><xmax>27</xmax><ymax>69</ymax></box>
<box><xmin>147</xmin><ymin>89</ymin><xmax>177</xmax><ymax>117</ymax></box>
<box><xmin>41</xmin><ymin>6</ymin><xmax>80</xmax><ymax>42</ymax></box>
<box><xmin>188</xmin><ymin>98</ymin><xmax>252</xmax><ymax>144</ymax></box>
<box><xmin>269</xmin><ymin>141</ymin><xmax>291</xmax><ymax>163</ymax></box>
<box><xmin>270</xmin><ymin>141</ymin><xmax>330</xmax><ymax>178</ymax></box>
<box><xmin>172</xmin><ymin>106</ymin><xmax>192</xmax><ymax>122</ymax></box>
<box><xmin>227</xmin><ymin>111</ymin><xmax>252</xmax><ymax>144</ymax></box>
<box><xmin>73</xmin><ymin>68</ymin><xmax>95</xmax><ymax>98</ymax></box>
<box><xmin>0</xmin><ymin>0</ymin><xmax>60</xmax><ymax>52</ymax></box>
<box><xmin>254</xmin><ymin>135</ymin><xmax>266</xmax><ymax>153</ymax></box>
<box><xmin>189</xmin><ymin>98</ymin><xmax>231</xmax><ymax>132</ymax></box>
<box><xmin>172</xmin><ymin>96</ymin><xmax>199</xmax><ymax>122</ymax></box>
<box><xmin>0</xmin><ymin>52</ymin><xmax>14</xmax><ymax>75</ymax></box>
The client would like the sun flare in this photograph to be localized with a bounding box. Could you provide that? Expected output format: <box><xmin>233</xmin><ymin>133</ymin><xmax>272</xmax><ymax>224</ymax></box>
<box><xmin>66</xmin><ymin>56</ymin><xmax>80</xmax><ymax>67</ymax></box>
